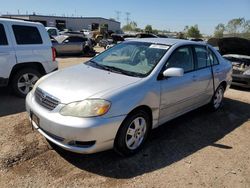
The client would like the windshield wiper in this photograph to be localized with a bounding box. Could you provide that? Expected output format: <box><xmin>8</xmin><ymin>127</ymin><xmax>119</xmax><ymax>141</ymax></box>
<box><xmin>87</xmin><ymin>60</ymin><xmax>110</xmax><ymax>70</ymax></box>
<box><xmin>87</xmin><ymin>60</ymin><xmax>143</xmax><ymax>77</ymax></box>
<box><xmin>103</xmin><ymin>65</ymin><xmax>143</xmax><ymax>77</ymax></box>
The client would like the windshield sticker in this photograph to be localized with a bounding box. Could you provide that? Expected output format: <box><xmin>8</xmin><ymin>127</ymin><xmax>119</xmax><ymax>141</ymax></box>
<box><xmin>149</xmin><ymin>44</ymin><xmax>170</xmax><ymax>50</ymax></box>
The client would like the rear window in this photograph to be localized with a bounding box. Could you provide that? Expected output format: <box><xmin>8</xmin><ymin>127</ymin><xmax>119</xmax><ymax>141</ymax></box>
<box><xmin>12</xmin><ymin>25</ymin><xmax>43</xmax><ymax>45</ymax></box>
<box><xmin>68</xmin><ymin>37</ymin><xmax>86</xmax><ymax>42</ymax></box>
<box><xmin>0</xmin><ymin>24</ymin><xmax>8</xmax><ymax>45</ymax></box>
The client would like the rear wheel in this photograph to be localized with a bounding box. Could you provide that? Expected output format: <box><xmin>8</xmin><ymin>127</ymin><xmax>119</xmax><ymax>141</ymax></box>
<box><xmin>210</xmin><ymin>85</ymin><xmax>225</xmax><ymax>111</ymax></box>
<box><xmin>11</xmin><ymin>68</ymin><xmax>41</xmax><ymax>98</ymax></box>
<box><xmin>114</xmin><ymin>110</ymin><xmax>151</xmax><ymax>156</ymax></box>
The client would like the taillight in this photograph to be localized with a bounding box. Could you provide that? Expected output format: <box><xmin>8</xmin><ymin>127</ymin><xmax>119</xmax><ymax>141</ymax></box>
<box><xmin>52</xmin><ymin>47</ymin><xmax>56</xmax><ymax>61</ymax></box>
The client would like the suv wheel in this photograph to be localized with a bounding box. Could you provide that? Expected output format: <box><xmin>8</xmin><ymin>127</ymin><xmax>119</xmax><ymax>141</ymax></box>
<box><xmin>11</xmin><ymin>68</ymin><xmax>41</xmax><ymax>98</ymax></box>
<box><xmin>114</xmin><ymin>110</ymin><xmax>151</xmax><ymax>156</ymax></box>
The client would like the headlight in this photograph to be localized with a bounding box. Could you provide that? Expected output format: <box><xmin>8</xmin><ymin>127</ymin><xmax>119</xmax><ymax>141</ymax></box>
<box><xmin>243</xmin><ymin>69</ymin><xmax>250</xmax><ymax>75</ymax></box>
<box><xmin>60</xmin><ymin>99</ymin><xmax>111</xmax><ymax>118</ymax></box>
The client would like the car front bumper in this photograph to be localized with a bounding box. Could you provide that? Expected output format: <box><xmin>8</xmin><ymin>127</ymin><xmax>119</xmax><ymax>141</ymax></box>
<box><xmin>25</xmin><ymin>92</ymin><xmax>126</xmax><ymax>154</ymax></box>
<box><xmin>231</xmin><ymin>74</ymin><xmax>250</xmax><ymax>88</ymax></box>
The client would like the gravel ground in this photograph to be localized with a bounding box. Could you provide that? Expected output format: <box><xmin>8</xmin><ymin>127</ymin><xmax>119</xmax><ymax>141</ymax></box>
<box><xmin>0</xmin><ymin>48</ymin><xmax>249</xmax><ymax>187</ymax></box>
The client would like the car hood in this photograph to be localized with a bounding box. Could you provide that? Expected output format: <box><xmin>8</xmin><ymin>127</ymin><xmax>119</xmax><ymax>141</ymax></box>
<box><xmin>37</xmin><ymin>64</ymin><xmax>142</xmax><ymax>104</ymax></box>
<box><xmin>208</xmin><ymin>37</ymin><xmax>250</xmax><ymax>56</ymax></box>
<box><xmin>223</xmin><ymin>54</ymin><xmax>250</xmax><ymax>74</ymax></box>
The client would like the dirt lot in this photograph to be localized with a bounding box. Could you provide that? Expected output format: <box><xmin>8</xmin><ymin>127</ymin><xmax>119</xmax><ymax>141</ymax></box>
<box><xmin>0</xmin><ymin>49</ymin><xmax>250</xmax><ymax>187</ymax></box>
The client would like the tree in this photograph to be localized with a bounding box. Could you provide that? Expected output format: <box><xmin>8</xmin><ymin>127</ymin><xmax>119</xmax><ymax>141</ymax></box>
<box><xmin>226</xmin><ymin>18</ymin><xmax>245</xmax><ymax>35</ymax></box>
<box><xmin>243</xmin><ymin>20</ymin><xmax>250</xmax><ymax>33</ymax></box>
<box><xmin>145</xmin><ymin>25</ymin><xmax>153</xmax><ymax>33</ymax></box>
<box><xmin>214</xmin><ymin>23</ymin><xmax>225</xmax><ymax>38</ymax></box>
<box><xmin>122</xmin><ymin>21</ymin><xmax>138</xmax><ymax>31</ymax></box>
<box><xmin>186</xmin><ymin>24</ymin><xmax>202</xmax><ymax>38</ymax></box>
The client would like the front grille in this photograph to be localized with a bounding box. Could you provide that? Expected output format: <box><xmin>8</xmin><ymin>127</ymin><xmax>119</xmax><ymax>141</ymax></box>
<box><xmin>35</xmin><ymin>88</ymin><xmax>60</xmax><ymax>111</ymax></box>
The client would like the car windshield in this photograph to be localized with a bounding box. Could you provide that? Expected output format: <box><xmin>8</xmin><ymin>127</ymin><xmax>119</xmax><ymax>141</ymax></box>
<box><xmin>87</xmin><ymin>41</ymin><xmax>169</xmax><ymax>77</ymax></box>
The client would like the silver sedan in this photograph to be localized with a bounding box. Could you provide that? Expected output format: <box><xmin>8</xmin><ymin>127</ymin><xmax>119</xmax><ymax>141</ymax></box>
<box><xmin>52</xmin><ymin>35</ymin><xmax>92</xmax><ymax>55</ymax></box>
<box><xmin>26</xmin><ymin>38</ymin><xmax>232</xmax><ymax>156</ymax></box>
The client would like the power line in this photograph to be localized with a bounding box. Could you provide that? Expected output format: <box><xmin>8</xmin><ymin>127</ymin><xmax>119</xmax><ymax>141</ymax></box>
<box><xmin>125</xmin><ymin>12</ymin><xmax>130</xmax><ymax>25</ymax></box>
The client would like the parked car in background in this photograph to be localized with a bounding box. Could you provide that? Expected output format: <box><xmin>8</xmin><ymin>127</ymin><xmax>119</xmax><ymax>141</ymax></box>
<box><xmin>223</xmin><ymin>54</ymin><xmax>250</xmax><ymax>88</ymax></box>
<box><xmin>45</xmin><ymin>27</ymin><xmax>59</xmax><ymax>37</ymax></box>
<box><xmin>208</xmin><ymin>37</ymin><xmax>250</xmax><ymax>88</ymax></box>
<box><xmin>26</xmin><ymin>38</ymin><xmax>232</xmax><ymax>156</ymax></box>
<box><xmin>0</xmin><ymin>18</ymin><xmax>58</xmax><ymax>97</ymax></box>
<box><xmin>52</xmin><ymin>35</ymin><xmax>95</xmax><ymax>56</ymax></box>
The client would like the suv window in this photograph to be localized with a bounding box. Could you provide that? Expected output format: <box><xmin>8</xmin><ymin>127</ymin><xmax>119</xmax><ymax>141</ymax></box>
<box><xmin>165</xmin><ymin>46</ymin><xmax>194</xmax><ymax>72</ymax></box>
<box><xmin>194</xmin><ymin>46</ymin><xmax>209</xmax><ymax>69</ymax></box>
<box><xmin>12</xmin><ymin>25</ymin><xmax>43</xmax><ymax>45</ymax></box>
<box><xmin>0</xmin><ymin>24</ymin><xmax>8</xmax><ymax>45</ymax></box>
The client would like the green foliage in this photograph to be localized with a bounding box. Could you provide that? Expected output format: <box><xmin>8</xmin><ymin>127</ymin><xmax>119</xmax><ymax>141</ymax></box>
<box><xmin>226</xmin><ymin>18</ymin><xmax>245</xmax><ymax>34</ymax></box>
<box><xmin>214</xmin><ymin>23</ymin><xmax>225</xmax><ymax>38</ymax></box>
<box><xmin>186</xmin><ymin>25</ymin><xmax>202</xmax><ymax>38</ymax></box>
<box><xmin>145</xmin><ymin>25</ymin><xmax>153</xmax><ymax>33</ymax></box>
<box><xmin>213</xmin><ymin>18</ymin><xmax>250</xmax><ymax>39</ymax></box>
<box><xmin>122</xmin><ymin>21</ymin><xmax>138</xmax><ymax>31</ymax></box>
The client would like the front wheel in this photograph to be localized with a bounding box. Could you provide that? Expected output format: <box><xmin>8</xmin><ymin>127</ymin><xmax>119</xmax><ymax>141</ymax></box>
<box><xmin>210</xmin><ymin>85</ymin><xmax>225</xmax><ymax>111</ymax></box>
<box><xmin>11</xmin><ymin>68</ymin><xmax>41</xmax><ymax>98</ymax></box>
<box><xmin>114</xmin><ymin>110</ymin><xmax>151</xmax><ymax>156</ymax></box>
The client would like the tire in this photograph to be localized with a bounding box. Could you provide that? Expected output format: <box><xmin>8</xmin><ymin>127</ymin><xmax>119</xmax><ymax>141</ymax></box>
<box><xmin>114</xmin><ymin>110</ymin><xmax>151</xmax><ymax>156</ymax></box>
<box><xmin>11</xmin><ymin>68</ymin><xmax>41</xmax><ymax>98</ymax></box>
<box><xmin>210</xmin><ymin>85</ymin><xmax>225</xmax><ymax>111</ymax></box>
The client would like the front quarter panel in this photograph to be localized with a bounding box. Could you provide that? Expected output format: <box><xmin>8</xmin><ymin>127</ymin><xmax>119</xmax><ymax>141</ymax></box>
<box><xmin>99</xmin><ymin>78</ymin><xmax>161</xmax><ymax>129</ymax></box>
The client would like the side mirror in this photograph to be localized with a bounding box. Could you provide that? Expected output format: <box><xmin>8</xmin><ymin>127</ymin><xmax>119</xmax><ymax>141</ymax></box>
<box><xmin>163</xmin><ymin>67</ymin><xmax>184</xmax><ymax>77</ymax></box>
<box><xmin>64</xmin><ymin>40</ymin><xmax>69</xmax><ymax>43</ymax></box>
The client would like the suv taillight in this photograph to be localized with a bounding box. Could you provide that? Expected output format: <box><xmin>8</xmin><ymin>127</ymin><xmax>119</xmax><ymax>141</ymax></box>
<box><xmin>52</xmin><ymin>47</ymin><xmax>56</xmax><ymax>61</ymax></box>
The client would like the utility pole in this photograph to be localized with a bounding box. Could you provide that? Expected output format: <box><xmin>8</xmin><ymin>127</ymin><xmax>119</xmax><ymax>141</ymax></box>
<box><xmin>125</xmin><ymin>12</ymin><xmax>130</xmax><ymax>25</ymax></box>
<box><xmin>115</xmin><ymin>11</ymin><xmax>121</xmax><ymax>21</ymax></box>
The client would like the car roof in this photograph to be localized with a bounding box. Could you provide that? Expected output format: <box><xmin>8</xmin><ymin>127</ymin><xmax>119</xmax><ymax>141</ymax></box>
<box><xmin>127</xmin><ymin>38</ymin><xmax>205</xmax><ymax>46</ymax></box>
<box><xmin>0</xmin><ymin>18</ymin><xmax>43</xmax><ymax>26</ymax></box>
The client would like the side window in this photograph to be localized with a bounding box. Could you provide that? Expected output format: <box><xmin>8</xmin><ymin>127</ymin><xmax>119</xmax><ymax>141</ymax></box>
<box><xmin>68</xmin><ymin>37</ymin><xmax>84</xmax><ymax>42</ymax></box>
<box><xmin>0</xmin><ymin>24</ymin><xmax>8</xmax><ymax>45</ymax></box>
<box><xmin>208</xmin><ymin>49</ymin><xmax>219</xmax><ymax>65</ymax></box>
<box><xmin>194</xmin><ymin>46</ymin><xmax>209</xmax><ymax>69</ymax></box>
<box><xmin>165</xmin><ymin>46</ymin><xmax>194</xmax><ymax>72</ymax></box>
<box><xmin>47</xmin><ymin>29</ymin><xmax>57</xmax><ymax>36</ymax></box>
<box><xmin>12</xmin><ymin>25</ymin><xmax>43</xmax><ymax>45</ymax></box>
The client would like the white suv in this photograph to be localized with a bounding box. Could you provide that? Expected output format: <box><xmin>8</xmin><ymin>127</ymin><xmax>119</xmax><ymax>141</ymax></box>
<box><xmin>0</xmin><ymin>18</ymin><xmax>58</xmax><ymax>97</ymax></box>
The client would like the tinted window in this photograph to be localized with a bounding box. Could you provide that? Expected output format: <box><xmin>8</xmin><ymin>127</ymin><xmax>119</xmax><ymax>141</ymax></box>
<box><xmin>67</xmin><ymin>37</ymin><xmax>85</xmax><ymax>42</ymax></box>
<box><xmin>208</xmin><ymin>49</ymin><xmax>219</xmax><ymax>65</ymax></box>
<box><xmin>194</xmin><ymin>46</ymin><xmax>209</xmax><ymax>69</ymax></box>
<box><xmin>0</xmin><ymin>24</ymin><xmax>8</xmax><ymax>45</ymax></box>
<box><xmin>165</xmin><ymin>47</ymin><xmax>194</xmax><ymax>72</ymax></box>
<box><xmin>12</xmin><ymin>25</ymin><xmax>42</xmax><ymax>44</ymax></box>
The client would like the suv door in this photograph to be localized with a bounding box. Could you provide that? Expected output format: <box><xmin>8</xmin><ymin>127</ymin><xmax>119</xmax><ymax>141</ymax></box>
<box><xmin>159</xmin><ymin>46</ymin><xmax>197</xmax><ymax>124</ymax></box>
<box><xmin>0</xmin><ymin>22</ymin><xmax>16</xmax><ymax>86</ymax></box>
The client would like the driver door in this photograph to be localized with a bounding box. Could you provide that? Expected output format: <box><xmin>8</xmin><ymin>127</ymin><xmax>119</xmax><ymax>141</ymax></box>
<box><xmin>159</xmin><ymin>46</ymin><xmax>198</xmax><ymax>124</ymax></box>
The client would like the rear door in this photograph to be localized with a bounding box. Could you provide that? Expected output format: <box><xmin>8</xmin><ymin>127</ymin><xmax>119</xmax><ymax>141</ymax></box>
<box><xmin>192</xmin><ymin>45</ymin><xmax>214</xmax><ymax>104</ymax></box>
<box><xmin>0</xmin><ymin>22</ymin><xmax>16</xmax><ymax>83</ymax></box>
